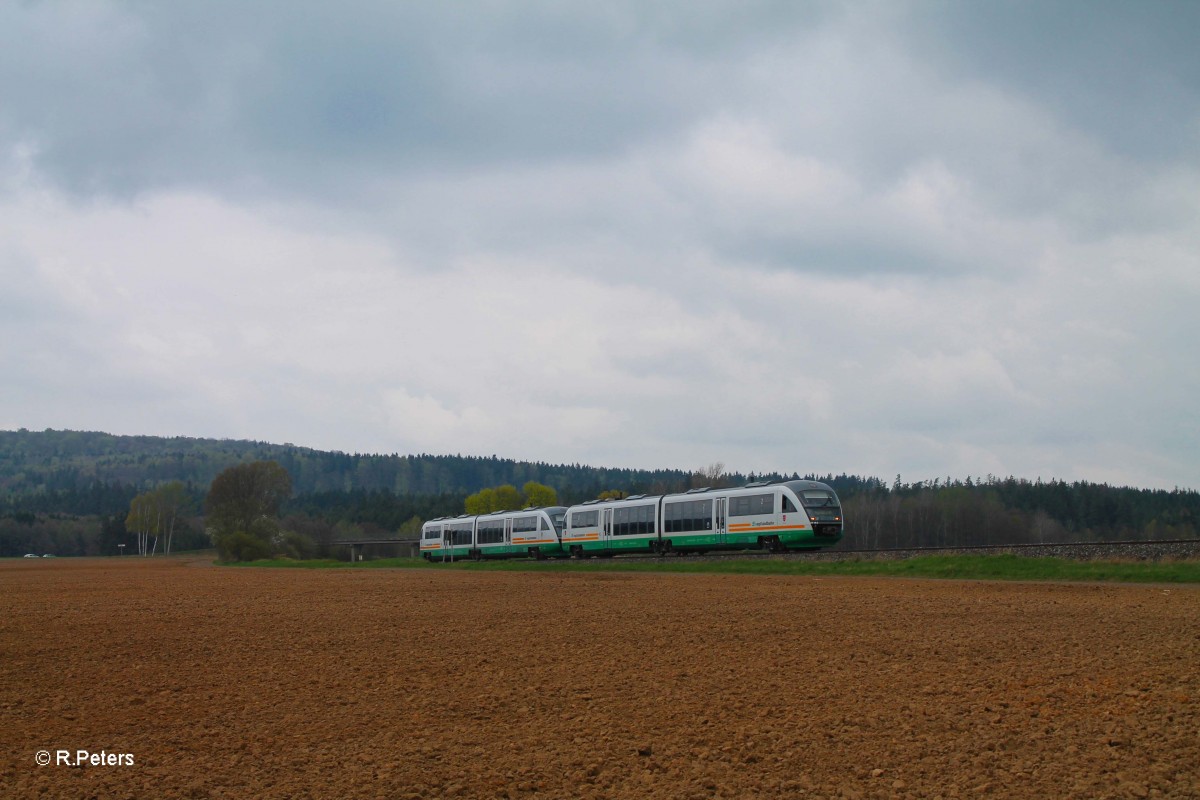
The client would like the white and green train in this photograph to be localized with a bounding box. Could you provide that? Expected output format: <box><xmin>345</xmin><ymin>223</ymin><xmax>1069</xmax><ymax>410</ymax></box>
<box><xmin>420</xmin><ymin>479</ymin><xmax>842</xmax><ymax>560</ymax></box>
<box><xmin>421</xmin><ymin>506</ymin><xmax>568</xmax><ymax>561</ymax></box>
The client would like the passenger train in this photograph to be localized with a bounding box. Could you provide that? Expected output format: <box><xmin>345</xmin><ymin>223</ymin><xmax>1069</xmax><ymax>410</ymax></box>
<box><xmin>420</xmin><ymin>479</ymin><xmax>843</xmax><ymax>560</ymax></box>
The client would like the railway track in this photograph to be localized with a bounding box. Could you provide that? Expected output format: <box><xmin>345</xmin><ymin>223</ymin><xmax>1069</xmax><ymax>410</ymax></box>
<box><xmin>581</xmin><ymin>538</ymin><xmax>1200</xmax><ymax>562</ymax></box>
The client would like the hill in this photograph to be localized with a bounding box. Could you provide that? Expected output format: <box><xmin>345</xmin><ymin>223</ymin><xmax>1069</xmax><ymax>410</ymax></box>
<box><xmin>2</xmin><ymin>429</ymin><xmax>1197</xmax><ymax>558</ymax></box>
<box><xmin>0</xmin><ymin>428</ymin><xmax>703</xmax><ymax>500</ymax></box>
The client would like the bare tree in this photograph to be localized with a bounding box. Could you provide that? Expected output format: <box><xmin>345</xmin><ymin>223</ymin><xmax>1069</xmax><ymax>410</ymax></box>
<box><xmin>690</xmin><ymin>462</ymin><xmax>730</xmax><ymax>489</ymax></box>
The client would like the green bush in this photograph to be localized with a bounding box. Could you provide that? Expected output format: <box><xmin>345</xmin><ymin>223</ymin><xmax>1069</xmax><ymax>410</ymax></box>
<box><xmin>278</xmin><ymin>530</ymin><xmax>317</xmax><ymax>560</ymax></box>
<box><xmin>214</xmin><ymin>531</ymin><xmax>272</xmax><ymax>562</ymax></box>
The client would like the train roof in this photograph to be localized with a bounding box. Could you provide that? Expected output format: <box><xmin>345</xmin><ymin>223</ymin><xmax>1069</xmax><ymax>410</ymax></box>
<box><xmin>475</xmin><ymin>505</ymin><xmax>568</xmax><ymax>518</ymax></box>
<box><xmin>570</xmin><ymin>494</ymin><xmax>662</xmax><ymax>508</ymax></box>
<box><xmin>658</xmin><ymin>479</ymin><xmax>837</xmax><ymax>501</ymax></box>
<box><xmin>734</xmin><ymin>478</ymin><xmax>837</xmax><ymax>491</ymax></box>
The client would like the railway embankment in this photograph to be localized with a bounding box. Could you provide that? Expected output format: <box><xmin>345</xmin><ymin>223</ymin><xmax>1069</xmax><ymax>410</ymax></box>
<box><xmin>807</xmin><ymin>538</ymin><xmax>1200</xmax><ymax>562</ymax></box>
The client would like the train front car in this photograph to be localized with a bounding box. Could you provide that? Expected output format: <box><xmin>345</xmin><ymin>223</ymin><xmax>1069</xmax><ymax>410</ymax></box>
<box><xmin>662</xmin><ymin>480</ymin><xmax>843</xmax><ymax>554</ymax></box>
<box><xmin>538</xmin><ymin>506</ymin><xmax>568</xmax><ymax>559</ymax></box>
<box><xmin>781</xmin><ymin>480</ymin><xmax>844</xmax><ymax>547</ymax></box>
<box><xmin>420</xmin><ymin>519</ymin><xmax>446</xmax><ymax>561</ymax></box>
<box><xmin>507</xmin><ymin>506</ymin><xmax>568</xmax><ymax>560</ymax></box>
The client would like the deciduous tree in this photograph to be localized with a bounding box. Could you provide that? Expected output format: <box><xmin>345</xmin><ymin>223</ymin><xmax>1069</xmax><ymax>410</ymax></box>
<box><xmin>205</xmin><ymin>461</ymin><xmax>292</xmax><ymax>561</ymax></box>
<box><xmin>465</xmin><ymin>483</ymin><xmax>556</xmax><ymax>513</ymax></box>
<box><xmin>154</xmin><ymin>481</ymin><xmax>191</xmax><ymax>555</ymax></box>
<box><xmin>493</xmin><ymin>484</ymin><xmax>522</xmax><ymax>511</ymax></box>
<box><xmin>522</xmin><ymin>482</ymin><xmax>558</xmax><ymax>507</ymax></box>
<box><xmin>465</xmin><ymin>487</ymin><xmax>497</xmax><ymax>515</ymax></box>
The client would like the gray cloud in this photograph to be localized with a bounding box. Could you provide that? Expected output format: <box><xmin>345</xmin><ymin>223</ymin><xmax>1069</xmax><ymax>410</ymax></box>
<box><xmin>2</xmin><ymin>3</ymin><xmax>784</xmax><ymax>197</ymax></box>
<box><xmin>906</xmin><ymin>1</ymin><xmax>1200</xmax><ymax>162</ymax></box>
<box><xmin>1</xmin><ymin>2</ymin><xmax>1197</xmax><ymax>489</ymax></box>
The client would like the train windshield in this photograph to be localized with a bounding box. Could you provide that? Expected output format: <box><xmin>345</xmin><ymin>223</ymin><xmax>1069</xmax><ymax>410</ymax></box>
<box><xmin>798</xmin><ymin>490</ymin><xmax>839</xmax><ymax>509</ymax></box>
<box><xmin>550</xmin><ymin>512</ymin><xmax>566</xmax><ymax>534</ymax></box>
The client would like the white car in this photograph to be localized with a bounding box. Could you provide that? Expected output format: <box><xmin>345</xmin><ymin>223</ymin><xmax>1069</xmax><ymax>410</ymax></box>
<box><xmin>23</xmin><ymin>553</ymin><xmax>38</xmax><ymax>558</ymax></box>
<box><xmin>41</xmin><ymin>554</ymin><xmax>56</xmax><ymax>558</ymax></box>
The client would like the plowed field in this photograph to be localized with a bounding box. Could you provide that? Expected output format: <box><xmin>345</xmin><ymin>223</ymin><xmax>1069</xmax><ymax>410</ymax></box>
<box><xmin>2</xmin><ymin>558</ymin><xmax>1197</xmax><ymax>799</ymax></box>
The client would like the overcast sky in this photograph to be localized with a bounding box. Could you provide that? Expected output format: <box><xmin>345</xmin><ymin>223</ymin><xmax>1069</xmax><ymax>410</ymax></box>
<box><xmin>2</xmin><ymin>2</ymin><xmax>1198</xmax><ymax>490</ymax></box>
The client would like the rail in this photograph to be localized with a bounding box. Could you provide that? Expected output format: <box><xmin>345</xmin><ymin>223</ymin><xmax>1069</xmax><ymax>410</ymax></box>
<box><xmin>554</xmin><ymin>538</ymin><xmax>1200</xmax><ymax>563</ymax></box>
<box><xmin>830</xmin><ymin>537</ymin><xmax>1200</xmax><ymax>554</ymax></box>
<box><xmin>330</xmin><ymin>537</ymin><xmax>1200</xmax><ymax>563</ymax></box>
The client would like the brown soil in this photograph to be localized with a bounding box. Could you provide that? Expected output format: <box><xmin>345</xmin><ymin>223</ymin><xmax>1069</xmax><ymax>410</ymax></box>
<box><xmin>2</xmin><ymin>558</ymin><xmax>1197</xmax><ymax>799</ymax></box>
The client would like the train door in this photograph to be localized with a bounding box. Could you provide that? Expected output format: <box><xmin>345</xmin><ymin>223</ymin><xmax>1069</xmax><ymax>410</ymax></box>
<box><xmin>603</xmin><ymin>508</ymin><xmax>613</xmax><ymax>551</ymax></box>
<box><xmin>714</xmin><ymin>498</ymin><xmax>727</xmax><ymax>545</ymax></box>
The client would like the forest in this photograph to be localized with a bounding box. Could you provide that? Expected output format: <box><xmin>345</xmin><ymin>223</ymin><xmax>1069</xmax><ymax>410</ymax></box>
<box><xmin>1</xmin><ymin>428</ymin><xmax>1197</xmax><ymax>557</ymax></box>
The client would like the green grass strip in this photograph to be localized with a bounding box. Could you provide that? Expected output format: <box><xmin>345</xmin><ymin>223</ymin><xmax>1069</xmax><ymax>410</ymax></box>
<box><xmin>226</xmin><ymin>553</ymin><xmax>1200</xmax><ymax>583</ymax></box>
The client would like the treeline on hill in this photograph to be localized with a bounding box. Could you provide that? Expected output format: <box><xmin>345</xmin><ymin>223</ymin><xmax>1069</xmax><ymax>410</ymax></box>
<box><xmin>1</xmin><ymin>429</ymin><xmax>1197</xmax><ymax>558</ymax></box>
<box><xmin>0</xmin><ymin>428</ymin><xmax>698</xmax><ymax>497</ymax></box>
<box><xmin>838</xmin><ymin>475</ymin><xmax>1199</xmax><ymax>549</ymax></box>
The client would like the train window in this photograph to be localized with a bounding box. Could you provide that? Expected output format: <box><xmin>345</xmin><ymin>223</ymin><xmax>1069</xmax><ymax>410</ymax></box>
<box><xmin>665</xmin><ymin>500</ymin><xmax>714</xmax><ymax>531</ymax></box>
<box><xmin>477</xmin><ymin>521</ymin><xmax>505</xmax><ymax>545</ymax></box>
<box><xmin>664</xmin><ymin>502</ymin><xmax>679</xmax><ymax>533</ymax></box>
<box><xmin>475</xmin><ymin>522</ymin><xmax>499</xmax><ymax>546</ymax></box>
<box><xmin>783</xmin><ymin>496</ymin><xmax>798</xmax><ymax>513</ymax></box>
<box><xmin>730</xmin><ymin>493</ymin><xmax>774</xmax><ymax>517</ymax></box>
<box><xmin>446</xmin><ymin>525</ymin><xmax>473</xmax><ymax>546</ymax></box>
<box><xmin>610</xmin><ymin>505</ymin><xmax>654</xmax><ymax>536</ymax></box>
<box><xmin>801</xmin><ymin>490</ymin><xmax>838</xmax><ymax>508</ymax></box>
